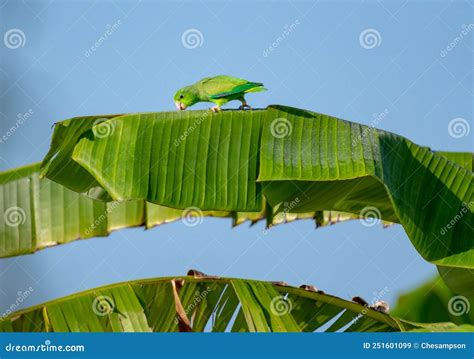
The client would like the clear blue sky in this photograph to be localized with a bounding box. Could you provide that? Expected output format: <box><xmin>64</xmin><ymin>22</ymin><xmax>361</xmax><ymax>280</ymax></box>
<box><xmin>0</xmin><ymin>0</ymin><xmax>472</xmax><ymax>313</ymax></box>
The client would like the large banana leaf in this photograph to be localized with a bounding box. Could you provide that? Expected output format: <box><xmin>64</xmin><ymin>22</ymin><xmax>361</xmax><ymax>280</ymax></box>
<box><xmin>437</xmin><ymin>266</ymin><xmax>474</xmax><ymax>301</ymax></box>
<box><xmin>0</xmin><ymin>163</ymin><xmax>353</xmax><ymax>258</ymax></box>
<box><xmin>1</xmin><ymin>273</ymin><xmax>471</xmax><ymax>332</ymax></box>
<box><xmin>38</xmin><ymin>106</ymin><xmax>473</xmax><ymax>270</ymax></box>
<box><xmin>392</xmin><ymin>276</ymin><xmax>473</xmax><ymax>326</ymax></box>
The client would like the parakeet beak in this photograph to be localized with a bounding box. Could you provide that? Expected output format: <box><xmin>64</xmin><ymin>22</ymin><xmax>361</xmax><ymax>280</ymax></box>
<box><xmin>175</xmin><ymin>102</ymin><xmax>187</xmax><ymax>111</ymax></box>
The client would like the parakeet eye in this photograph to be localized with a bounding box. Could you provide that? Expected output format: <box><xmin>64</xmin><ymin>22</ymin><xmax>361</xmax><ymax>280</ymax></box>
<box><xmin>179</xmin><ymin>95</ymin><xmax>184</xmax><ymax>99</ymax></box>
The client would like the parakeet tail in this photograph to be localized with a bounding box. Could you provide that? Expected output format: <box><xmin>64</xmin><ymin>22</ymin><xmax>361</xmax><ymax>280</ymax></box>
<box><xmin>245</xmin><ymin>86</ymin><xmax>267</xmax><ymax>93</ymax></box>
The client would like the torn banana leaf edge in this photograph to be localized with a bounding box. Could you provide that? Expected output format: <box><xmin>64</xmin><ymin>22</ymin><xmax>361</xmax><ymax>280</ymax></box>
<box><xmin>1</xmin><ymin>274</ymin><xmax>472</xmax><ymax>332</ymax></box>
<box><xmin>0</xmin><ymin>162</ymin><xmax>358</xmax><ymax>258</ymax></box>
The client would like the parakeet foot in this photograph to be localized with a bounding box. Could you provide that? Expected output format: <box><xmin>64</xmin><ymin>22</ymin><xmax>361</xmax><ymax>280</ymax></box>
<box><xmin>238</xmin><ymin>103</ymin><xmax>252</xmax><ymax>110</ymax></box>
<box><xmin>210</xmin><ymin>106</ymin><xmax>221</xmax><ymax>113</ymax></box>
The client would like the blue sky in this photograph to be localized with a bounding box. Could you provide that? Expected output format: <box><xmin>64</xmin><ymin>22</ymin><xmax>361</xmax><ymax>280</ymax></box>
<box><xmin>0</xmin><ymin>0</ymin><xmax>472</xmax><ymax>313</ymax></box>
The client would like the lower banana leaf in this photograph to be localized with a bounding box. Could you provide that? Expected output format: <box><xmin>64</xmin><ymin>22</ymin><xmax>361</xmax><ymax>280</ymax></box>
<box><xmin>0</xmin><ymin>163</ymin><xmax>354</xmax><ymax>258</ymax></box>
<box><xmin>1</xmin><ymin>273</ymin><xmax>471</xmax><ymax>332</ymax></box>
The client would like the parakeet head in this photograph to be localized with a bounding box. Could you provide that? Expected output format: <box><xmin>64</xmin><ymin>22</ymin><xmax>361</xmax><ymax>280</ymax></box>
<box><xmin>174</xmin><ymin>86</ymin><xmax>199</xmax><ymax>110</ymax></box>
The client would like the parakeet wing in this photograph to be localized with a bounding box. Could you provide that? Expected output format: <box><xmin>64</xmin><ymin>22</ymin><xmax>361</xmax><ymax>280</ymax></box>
<box><xmin>198</xmin><ymin>76</ymin><xmax>264</xmax><ymax>99</ymax></box>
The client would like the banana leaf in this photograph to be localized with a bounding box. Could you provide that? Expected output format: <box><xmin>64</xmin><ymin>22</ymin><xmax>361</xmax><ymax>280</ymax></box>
<box><xmin>37</xmin><ymin>106</ymin><xmax>473</xmax><ymax>271</ymax></box>
<box><xmin>392</xmin><ymin>276</ymin><xmax>473</xmax><ymax>325</ymax></box>
<box><xmin>0</xmin><ymin>163</ymin><xmax>353</xmax><ymax>258</ymax></box>
<box><xmin>437</xmin><ymin>266</ymin><xmax>474</xmax><ymax>301</ymax></box>
<box><xmin>1</xmin><ymin>273</ymin><xmax>471</xmax><ymax>332</ymax></box>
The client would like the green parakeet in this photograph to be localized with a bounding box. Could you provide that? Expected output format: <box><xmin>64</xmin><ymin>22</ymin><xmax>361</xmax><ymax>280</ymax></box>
<box><xmin>174</xmin><ymin>75</ymin><xmax>267</xmax><ymax>112</ymax></box>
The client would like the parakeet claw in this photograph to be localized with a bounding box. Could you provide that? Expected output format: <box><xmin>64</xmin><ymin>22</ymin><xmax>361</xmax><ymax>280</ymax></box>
<box><xmin>211</xmin><ymin>106</ymin><xmax>221</xmax><ymax>113</ymax></box>
<box><xmin>239</xmin><ymin>100</ymin><xmax>252</xmax><ymax>110</ymax></box>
